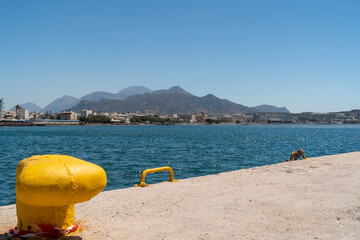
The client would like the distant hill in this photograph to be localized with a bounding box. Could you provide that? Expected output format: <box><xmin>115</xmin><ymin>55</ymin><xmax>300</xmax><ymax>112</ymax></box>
<box><xmin>22</xmin><ymin>86</ymin><xmax>291</xmax><ymax>114</ymax></box>
<box><xmin>13</xmin><ymin>102</ymin><xmax>43</xmax><ymax>112</ymax></box>
<box><xmin>43</xmin><ymin>95</ymin><xmax>79</xmax><ymax>113</ymax></box>
<box><xmin>152</xmin><ymin>86</ymin><xmax>193</xmax><ymax>96</ymax></box>
<box><xmin>41</xmin><ymin>86</ymin><xmax>153</xmax><ymax>113</ymax></box>
<box><xmin>71</xmin><ymin>86</ymin><xmax>252</xmax><ymax>114</ymax></box>
<box><xmin>77</xmin><ymin>91</ymin><xmax>118</xmax><ymax>102</ymax></box>
<box><xmin>252</xmin><ymin>105</ymin><xmax>290</xmax><ymax>113</ymax></box>
<box><xmin>116</xmin><ymin>86</ymin><xmax>152</xmax><ymax>99</ymax></box>
<box><xmin>76</xmin><ymin>86</ymin><xmax>153</xmax><ymax>103</ymax></box>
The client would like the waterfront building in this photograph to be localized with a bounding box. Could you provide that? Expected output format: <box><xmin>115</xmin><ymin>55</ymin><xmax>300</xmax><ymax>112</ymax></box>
<box><xmin>30</xmin><ymin>112</ymin><xmax>42</xmax><ymax>120</ymax></box>
<box><xmin>59</xmin><ymin>111</ymin><xmax>78</xmax><ymax>120</ymax></box>
<box><xmin>266</xmin><ymin>116</ymin><xmax>295</xmax><ymax>123</ymax></box>
<box><xmin>111</xmin><ymin>116</ymin><xmax>126</xmax><ymax>123</ymax></box>
<box><xmin>232</xmin><ymin>114</ymin><xmax>245</xmax><ymax>123</ymax></box>
<box><xmin>33</xmin><ymin>119</ymin><xmax>80</xmax><ymax>125</ymax></box>
<box><xmin>81</xmin><ymin>109</ymin><xmax>93</xmax><ymax>117</ymax></box>
<box><xmin>109</xmin><ymin>112</ymin><xmax>126</xmax><ymax>123</ymax></box>
<box><xmin>0</xmin><ymin>98</ymin><xmax>4</xmax><ymax>118</ymax></box>
<box><xmin>176</xmin><ymin>114</ymin><xmax>198</xmax><ymax>123</ymax></box>
<box><xmin>109</xmin><ymin>112</ymin><xmax>119</xmax><ymax>118</ymax></box>
<box><xmin>177</xmin><ymin>114</ymin><xmax>191</xmax><ymax>123</ymax></box>
<box><xmin>218</xmin><ymin>114</ymin><xmax>234</xmax><ymax>123</ymax></box>
<box><xmin>4</xmin><ymin>110</ymin><xmax>15</xmax><ymax>118</ymax></box>
<box><xmin>125</xmin><ymin>113</ymin><xmax>136</xmax><ymax>123</ymax></box>
<box><xmin>194</xmin><ymin>110</ymin><xmax>207</xmax><ymax>123</ymax></box>
<box><xmin>94</xmin><ymin>112</ymin><xmax>110</xmax><ymax>117</ymax></box>
<box><xmin>190</xmin><ymin>114</ymin><xmax>197</xmax><ymax>123</ymax></box>
<box><xmin>251</xmin><ymin>113</ymin><xmax>267</xmax><ymax>123</ymax></box>
<box><xmin>15</xmin><ymin>107</ymin><xmax>30</xmax><ymax>120</ymax></box>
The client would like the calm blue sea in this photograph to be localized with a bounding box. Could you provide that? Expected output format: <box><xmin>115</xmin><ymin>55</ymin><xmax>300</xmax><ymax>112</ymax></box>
<box><xmin>1</xmin><ymin>124</ymin><xmax>360</xmax><ymax>206</ymax></box>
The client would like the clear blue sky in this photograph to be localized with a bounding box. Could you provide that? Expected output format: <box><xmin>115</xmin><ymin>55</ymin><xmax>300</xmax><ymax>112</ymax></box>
<box><xmin>1</xmin><ymin>0</ymin><xmax>359</xmax><ymax>113</ymax></box>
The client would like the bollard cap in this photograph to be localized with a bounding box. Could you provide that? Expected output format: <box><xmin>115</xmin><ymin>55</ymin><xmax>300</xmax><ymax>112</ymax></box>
<box><xmin>15</xmin><ymin>155</ymin><xmax>107</xmax><ymax>207</ymax></box>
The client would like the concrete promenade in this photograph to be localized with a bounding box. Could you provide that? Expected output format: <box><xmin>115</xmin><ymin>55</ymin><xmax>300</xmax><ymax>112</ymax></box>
<box><xmin>1</xmin><ymin>152</ymin><xmax>360</xmax><ymax>239</ymax></box>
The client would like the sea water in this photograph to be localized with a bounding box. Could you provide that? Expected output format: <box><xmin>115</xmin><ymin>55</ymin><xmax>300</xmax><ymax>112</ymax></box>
<box><xmin>1</xmin><ymin>124</ymin><xmax>360</xmax><ymax>206</ymax></box>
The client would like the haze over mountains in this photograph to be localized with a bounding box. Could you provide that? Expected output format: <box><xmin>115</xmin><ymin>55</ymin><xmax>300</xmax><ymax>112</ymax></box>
<box><xmin>16</xmin><ymin>86</ymin><xmax>290</xmax><ymax>114</ymax></box>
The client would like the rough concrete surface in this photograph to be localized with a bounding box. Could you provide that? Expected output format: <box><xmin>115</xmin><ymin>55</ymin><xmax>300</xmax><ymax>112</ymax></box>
<box><xmin>1</xmin><ymin>152</ymin><xmax>360</xmax><ymax>239</ymax></box>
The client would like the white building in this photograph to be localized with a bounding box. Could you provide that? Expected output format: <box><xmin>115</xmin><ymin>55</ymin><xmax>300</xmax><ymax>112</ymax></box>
<box><xmin>18</xmin><ymin>107</ymin><xmax>30</xmax><ymax>120</ymax></box>
<box><xmin>13</xmin><ymin>106</ymin><xmax>30</xmax><ymax>120</ymax></box>
<box><xmin>81</xmin><ymin>109</ymin><xmax>93</xmax><ymax>117</ymax></box>
<box><xmin>266</xmin><ymin>116</ymin><xmax>294</xmax><ymax>123</ymax></box>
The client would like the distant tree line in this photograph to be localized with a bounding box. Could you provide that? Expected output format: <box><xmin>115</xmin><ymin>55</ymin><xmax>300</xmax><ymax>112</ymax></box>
<box><xmin>43</xmin><ymin>111</ymin><xmax>60</xmax><ymax>120</ymax></box>
<box><xmin>79</xmin><ymin>116</ymin><xmax>112</xmax><ymax>124</ymax></box>
<box><xmin>130</xmin><ymin>115</ymin><xmax>180</xmax><ymax>124</ymax></box>
<box><xmin>204</xmin><ymin>118</ymin><xmax>220</xmax><ymax>124</ymax></box>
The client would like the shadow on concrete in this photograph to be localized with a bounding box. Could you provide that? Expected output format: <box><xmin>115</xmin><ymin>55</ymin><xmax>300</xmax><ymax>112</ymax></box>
<box><xmin>0</xmin><ymin>234</ymin><xmax>82</xmax><ymax>240</ymax></box>
<box><xmin>0</xmin><ymin>235</ymin><xmax>7</xmax><ymax>240</ymax></box>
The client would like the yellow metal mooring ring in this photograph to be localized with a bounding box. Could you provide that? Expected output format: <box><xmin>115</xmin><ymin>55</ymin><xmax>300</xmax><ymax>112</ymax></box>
<box><xmin>134</xmin><ymin>166</ymin><xmax>177</xmax><ymax>187</ymax></box>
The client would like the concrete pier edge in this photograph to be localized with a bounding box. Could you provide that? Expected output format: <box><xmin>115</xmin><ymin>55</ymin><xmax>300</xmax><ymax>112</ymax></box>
<box><xmin>1</xmin><ymin>152</ymin><xmax>360</xmax><ymax>239</ymax></box>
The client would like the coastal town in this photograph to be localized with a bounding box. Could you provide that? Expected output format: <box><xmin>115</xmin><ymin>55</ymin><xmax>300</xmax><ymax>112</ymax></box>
<box><xmin>1</xmin><ymin>98</ymin><xmax>360</xmax><ymax>126</ymax></box>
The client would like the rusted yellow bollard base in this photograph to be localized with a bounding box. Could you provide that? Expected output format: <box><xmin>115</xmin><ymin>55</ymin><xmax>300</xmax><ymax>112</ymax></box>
<box><xmin>14</xmin><ymin>154</ymin><xmax>107</xmax><ymax>235</ymax></box>
<box><xmin>16</xmin><ymin>200</ymin><xmax>74</xmax><ymax>231</ymax></box>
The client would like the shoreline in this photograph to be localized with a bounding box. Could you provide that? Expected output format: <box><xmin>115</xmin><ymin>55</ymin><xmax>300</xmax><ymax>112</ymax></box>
<box><xmin>1</xmin><ymin>121</ymin><xmax>359</xmax><ymax>127</ymax></box>
<box><xmin>1</xmin><ymin>152</ymin><xmax>360</xmax><ymax>239</ymax></box>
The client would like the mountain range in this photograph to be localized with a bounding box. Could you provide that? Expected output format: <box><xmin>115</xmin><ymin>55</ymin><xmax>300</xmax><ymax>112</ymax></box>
<box><xmin>15</xmin><ymin>86</ymin><xmax>152</xmax><ymax>113</ymax></box>
<box><xmin>16</xmin><ymin>86</ymin><xmax>290</xmax><ymax>114</ymax></box>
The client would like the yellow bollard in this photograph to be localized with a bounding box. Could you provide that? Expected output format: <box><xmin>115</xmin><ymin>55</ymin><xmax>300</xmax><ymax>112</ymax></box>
<box><xmin>12</xmin><ymin>154</ymin><xmax>107</xmax><ymax>236</ymax></box>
